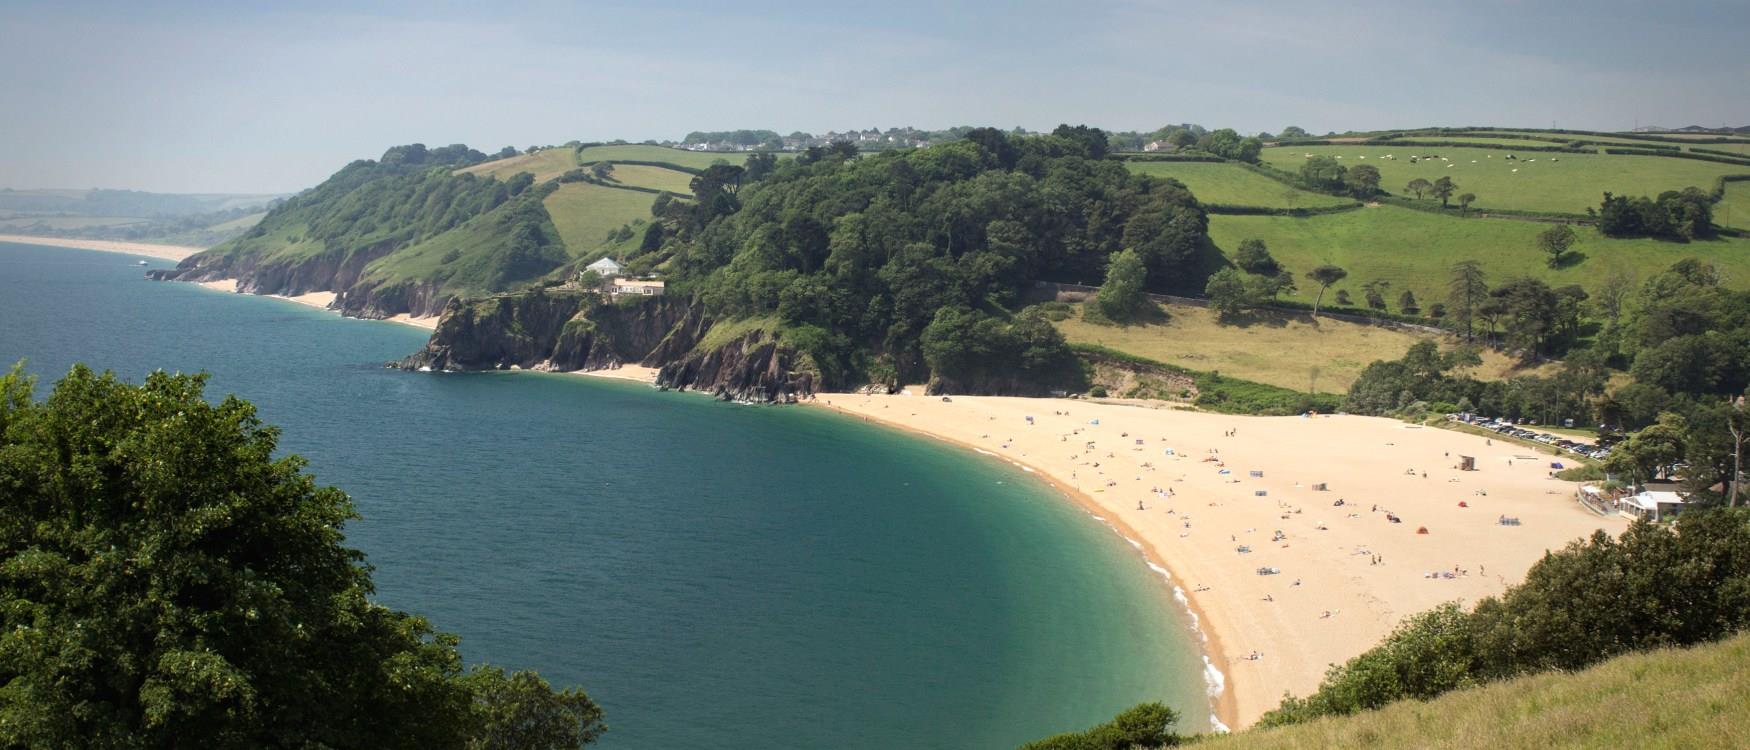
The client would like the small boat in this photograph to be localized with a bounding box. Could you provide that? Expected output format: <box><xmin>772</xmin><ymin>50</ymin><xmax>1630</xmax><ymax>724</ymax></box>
<box><xmin>136</xmin><ymin>260</ymin><xmax>148</xmax><ymax>266</ymax></box>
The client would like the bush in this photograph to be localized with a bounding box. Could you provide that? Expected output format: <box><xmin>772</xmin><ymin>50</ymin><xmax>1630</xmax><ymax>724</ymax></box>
<box><xmin>1020</xmin><ymin>702</ymin><xmax>1182</xmax><ymax>750</ymax></box>
<box><xmin>1262</xmin><ymin>509</ymin><xmax>1750</xmax><ymax>727</ymax></box>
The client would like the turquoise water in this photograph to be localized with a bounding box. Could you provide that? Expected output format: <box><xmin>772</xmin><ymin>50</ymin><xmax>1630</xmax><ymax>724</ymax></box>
<box><xmin>0</xmin><ymin>241</ymin><xmax>1208</xmax><ymax>748</ymax></box>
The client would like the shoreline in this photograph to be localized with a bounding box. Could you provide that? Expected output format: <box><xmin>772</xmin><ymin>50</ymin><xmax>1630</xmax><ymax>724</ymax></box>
<box><xmin>0</xmin><ymin>234</ymin><xmax>202</xmax><ymax>262</ymax></box>
<box><xmin>812</xmin><ymin>398</ymin><xmax>1238</xmax><ymax>730</ymax></box>
<box><xmin>193</xmin><ymin>279</ymin><xmax>438</xmax><ymax>330</ymax></box>
<box><xmin>805</xmin><ymin>391</ymin><xmax>1625</xmax><ymax>729</ymax></box>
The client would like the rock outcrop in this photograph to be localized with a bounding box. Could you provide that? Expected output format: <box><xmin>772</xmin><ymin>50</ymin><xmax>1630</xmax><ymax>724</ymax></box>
<box><xmin>396</xmin><ymin>289</ymin><xmax>818</xmax><ymax>403</ymax></box>
<box><xmin>148</xmin><ymin>246</ymin><xmax>454</xmax><ymax>319</ymax></box>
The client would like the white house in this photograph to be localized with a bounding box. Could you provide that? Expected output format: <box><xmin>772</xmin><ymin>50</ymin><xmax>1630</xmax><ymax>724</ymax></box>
<box><xmin>611</xmin><ymin>278</ymin><xmax>665</xmax><ymax>297</ymax></box>
<box><xmin>585</xmin><ymin>257</ymin><xmax>623</xmax><ymax>276</ymax></box>
<box><xmin>1623</xmin><ymin>490</ymin><xmax>1685</xmax><ymax>522</ymax></box>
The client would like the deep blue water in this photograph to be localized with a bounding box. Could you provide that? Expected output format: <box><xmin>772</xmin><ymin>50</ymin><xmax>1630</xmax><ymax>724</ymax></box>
<box><xmin>0</xmin><ymin>241</ymin><xmax>1207</xmax><ymax>748</ymax></box>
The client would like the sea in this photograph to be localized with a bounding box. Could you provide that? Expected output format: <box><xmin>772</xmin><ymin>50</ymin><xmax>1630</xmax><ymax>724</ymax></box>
<box><xmin>0</xmin><ymin>241</ymin><xmax>1210</xmax><ymax>748</ymax></box>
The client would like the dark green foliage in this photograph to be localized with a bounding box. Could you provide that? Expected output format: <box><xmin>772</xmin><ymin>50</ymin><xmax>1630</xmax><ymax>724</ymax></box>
<box><xmin>1594</xmin><ymin>187</ymin><xmax>1715</xmax><ymax>240</ymax></box>
<box><xmin>1344</xmin><ymin>164</ymin><xmax>1381</xmax><ymax>198</ymax></box>
<box><xmin>0</xmin><ymin>365</ymin><xmax>602</xmax><ymax>749</ymax></box>
<box><xmin>1263</xmin><ymin>508</ymin><xmax>1750</xmax><ymax>727</ymax></box>
<box><xmin>1194</xmin><ymin>128</ymin><xmax>1262</xmax><ymax>163</ymax></box>
<box><xmin>464</xmin><ymin>667</ymin><xmax>606</xmax><ymax>750</ymax></box>
<box><xmin>1018</xmin><ymin>702</ymin><xmax>1181</xmax><ymax>750</ymax></box>
<box><xmin>1299</xmin><ymin>156</ymin><xmax>1346</xmax><ymax>192</ymax></box>
<box><xmin>1431</xmin><ymin>176</ymin><xmax>1457</xmax><ymax>208</ymax></box>
<box><xmin>1205</xmin><ymin>267</ymin><xmax>1249</xmax><ymax>317</ymax></box>
<box><xmin>921</xmin><ymin>307</ymin><xmax>1083</xmax><ymax>394</ymax></box>
<box><xmin>673</xmin><ymin>132</ymin><xmax>1212</xmax><ymax>387</ymax></box>
<box><xmin>1397</xmin><ymin>289</ymin><xmax>1419</xmax><ymax>315</ymax></box>
<box><xmin>1232</xmin><ymin>238</ymin><xmax>1277</xmax><ymax>275</ymax></box>
<box><xmin>1097</xmin><ymin>248</ymin><xmax>1148</xmax><ymax>321</ymax></box>
<box><xmin>1306</xmin><ymin>264</ymin><xmax>1348</xmax><ymax>316</ymax></box>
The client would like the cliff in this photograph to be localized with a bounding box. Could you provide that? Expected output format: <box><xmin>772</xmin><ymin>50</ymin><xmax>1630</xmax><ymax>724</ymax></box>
<box><xmin>397</xmin><ymin>289</ymin><xmax>819</xmax><ymax>403</ymax></box>
<box><xmin>149</xmin><ymin>245</ymin><xmax>453</xmax><ymax>319</ymax></box>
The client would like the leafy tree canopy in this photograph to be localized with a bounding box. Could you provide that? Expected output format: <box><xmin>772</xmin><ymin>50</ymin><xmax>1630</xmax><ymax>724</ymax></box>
<box><xmin>0</xmin><ymin>365</ymin><xmax>603</xmax><ymax>750</ymax></box>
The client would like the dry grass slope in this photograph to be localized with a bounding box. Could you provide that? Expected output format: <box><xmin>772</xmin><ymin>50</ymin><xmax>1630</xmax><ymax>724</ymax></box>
<box><xmin>1055</xmin><ymin>302</ymin><xmax>1551</xmax><ymax>393</ymax></box>
<box><xmin>1190</xmin><ymin>632</ymin><xmax>1750</xmax><ymax>750</ymax></box>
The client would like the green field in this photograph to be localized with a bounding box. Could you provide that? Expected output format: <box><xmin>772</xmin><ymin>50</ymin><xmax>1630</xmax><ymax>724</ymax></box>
<box><xmin>455</xmin><ymin>148</ymin><xmax>579</xmax><ymax>183</ymax></box>
<box><xmin>604</xmin><ymin>164</ymin><xmax>694</xmax><ymax>194</ymax></box>
<box><xmin>1056</xmin><ymin>302</ymin><xmax>1550</xmax><ymax>393</ymax></box>
<box><xmin>1208</xmin><ymin>206</ymin><xmax>1750</xmax><ymax>309</ymax></box>
<box><xmin>1126</xmin><ymin>162</ymin><xmax>1353</xmax><ymax>208</ymax></box>
<box><xmin>575</xmin><ymin>144</ymin><xmax>757</xmax><ymax>170</ymax></box>
<box><xmin>1192</xmin><ymin>632</ymin><xmax>1750</xmax><ymax>750</ymax></box>
<box><xmin>1260</xmin><ymin>145</ymin><xmax>1750</xmax><ymax>214</ymax></box>
<box><xmin>1375</xmin><ymin>136</ymin><xmax>1561</xmax><ymax>148</ymax></box>
<box><xmin>205</xmin><ymin>211</ymin><xmax>268</xmax><ymax>233</ymax></box>
<box><xmin>1695</xmin><ymin>142</ymin><xmax>1750</xmax><ymax>155</ymax></box>
<box><xmin>542</xmin><ymin>182</ymin><xmax>659</xmax><ymax>255</ymax></box>
<box><xmin>1719</xmin><ymin>181</ymin><xmax>1750</xmax><ymax>232</ymax></box>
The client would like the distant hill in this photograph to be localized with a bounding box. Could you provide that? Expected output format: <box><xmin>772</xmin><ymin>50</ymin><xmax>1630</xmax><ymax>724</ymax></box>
<box><xmin>0</xmin><ymin>188</ymin><xmax>284</xmax><ymax>248</ymax></box>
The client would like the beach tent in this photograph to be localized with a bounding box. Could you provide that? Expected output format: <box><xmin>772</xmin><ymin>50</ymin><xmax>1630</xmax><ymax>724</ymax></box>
<box><xmin>1248</xmin><ymin>470</ymin><xmax>1264</xmax><ymax>478</ymax></box>
<box><xmin>1550</xmin><ymin>461</ymin><xmax>1564</xmax><ymax>469</ymax></box>
<box><xmin>1458</xmin><ymin>456</ymin><xmax>1477</xmax><ymax>471</ymax></box>
<box><xmin>1311</xmin><ymin>482</ymin><xmax>1328</xmax><ymax>491</ymax></box>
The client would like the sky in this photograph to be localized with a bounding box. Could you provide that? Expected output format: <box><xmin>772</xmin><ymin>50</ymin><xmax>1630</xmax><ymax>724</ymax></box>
<box><xmin>2</xmin><ymin>0</ymin><xmax>1747</xmax><ymax>194</ymax></box>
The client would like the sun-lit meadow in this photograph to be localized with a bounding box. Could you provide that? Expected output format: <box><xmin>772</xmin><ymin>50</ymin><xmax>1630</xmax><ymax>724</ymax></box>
<box><xmin>1258</xmin><ymin>145</ymin><xmax>1748</xmax><ymax>214</ymax></box>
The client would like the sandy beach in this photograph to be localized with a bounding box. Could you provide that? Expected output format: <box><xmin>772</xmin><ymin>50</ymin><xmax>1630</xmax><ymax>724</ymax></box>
<box><xmin>812</xmin><ymin>392</ymin><xmax>1623</xmax><ymax>730</ymax></box>
<box><xmin>574</xmin><ymin>364</ymin><xmax>661</xmax><ymax>383</ymax></box>
<box><xmin>0</xmin><ymin>234</ymin><xmax>202</xmax><ymax>262</ymax></box>
<box><xmin>194</xmin><ymin>280</ymin><xmax>438</xmax><ymax>330</ymax></box>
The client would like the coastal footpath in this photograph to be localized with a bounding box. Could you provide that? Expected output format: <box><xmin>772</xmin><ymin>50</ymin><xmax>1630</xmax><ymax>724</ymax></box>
<box><xmin>810</xmin><ymin>392</ymin><xmax>1623</xmax><ymax>728</ymax></box>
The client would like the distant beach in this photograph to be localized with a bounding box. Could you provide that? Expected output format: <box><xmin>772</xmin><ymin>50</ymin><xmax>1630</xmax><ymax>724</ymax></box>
<box><xmin>810</xmin><ymin>392</ymin><xmax>1624</xmax><ymax>728</ymax></box>
<box><xmin>0</xmin><ymin>234</ymin><xmax>201</xmax><ymax>262</ymax></box>
<box><xmin>194</xmin><ymin>280</ymin><xmax>438</xmax><ymax>330</ymax></box>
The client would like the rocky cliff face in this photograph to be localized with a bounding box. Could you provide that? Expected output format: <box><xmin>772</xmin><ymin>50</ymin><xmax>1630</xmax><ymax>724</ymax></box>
<box><xmin>397</xmin><ymin>290</ymin><xmax>818</xmax><ymax>403</ymax></box>
<box><xmin>654</xmin><ymin>333</ymin><xmax>816</xmax><ymax>403</ymax></box>
<box><xmin>148</xmin><ymin>246</ymin><xmax>452</xmax><ymax>319</ymax></box>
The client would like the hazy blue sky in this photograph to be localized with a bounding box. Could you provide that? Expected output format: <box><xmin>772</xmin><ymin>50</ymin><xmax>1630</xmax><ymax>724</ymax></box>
<box><xmin>3</xmin><ymin>0</ymin><xmax>1747</xmax><ymax>194</ymax></box>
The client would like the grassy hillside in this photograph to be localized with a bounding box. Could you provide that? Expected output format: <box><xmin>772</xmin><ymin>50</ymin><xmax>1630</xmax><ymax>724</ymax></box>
<box><xmin>455</xmin><ymin>148</ymin><xmax>579</xmax><ymax>182</ymax></box>
<box><xmin>1718</xmin><ymin>180</ymin><xmax>1750</xmax><ymax>231</ymax></box>
<box><xmin>1206</xmin><ymin>206</ymin><xmax>1750</xmax><ymax>309</ymax></box>
<box><xmin>1125</xmin><ymin>162</ymin><xmax>1352</xmax><ymax>208</ymax></box>
<box><xmin>1189</xmin><ymin>632</ymin><xmax>1750</xmax><ymax>750</ymax></box>
<box><xmin>604</xmin><ymin>164</ymin><xmax>694</xmax><ymax>193</ymax></box>
<box><xmin>1259</xmin><ymin>145</ymin><xmax>1747</xmax><ymax>214</ymax></box>
<box><xmin>575</xmin><ymin>144</ymin><xmax>749</xmax><ymax>170</ymax></box>
<box><xmin>1056</xmin><ymin>302</ymin><xmax>1551</xmax><ymax>393</ymax></box>
<box><xmin>542</xmin><ymin>182</ymin><xmax>659</xmax><ymax>258</ymax></box>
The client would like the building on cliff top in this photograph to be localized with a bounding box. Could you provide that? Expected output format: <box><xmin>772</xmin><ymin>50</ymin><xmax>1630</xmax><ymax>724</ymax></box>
<box><xmin>585</xmin><ymin>257</ymin><xmax>623</xmax><ymax>276</ymax></box>
<box><xmin>611</xmin><ymin>278</ymin><xmax>665</xmax><ymax>297</ymax></box>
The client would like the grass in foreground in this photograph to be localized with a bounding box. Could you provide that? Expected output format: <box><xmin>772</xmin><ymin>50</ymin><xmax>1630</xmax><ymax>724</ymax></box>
<box><xmin>1188</xmin><ymin>631</ymin><xmax>1750</xmax><ymax>750</ymax></box>
<box><xmin>1207</xmin><ymin>206</ymin><xmax>1750</xmax><ymax>309</ymax></box>
<box><xmin>455</xmin><ymin>148</ymin><xmax>579</xmax><ymax>183</ymax></box>
<box><xmin>1125</xmin><ymin>162</ymin><xmax>1352</xmax><ymax>208</ymax></box>
<box><xmin>1258</xmin><ymin>145</ymin><xmax>1747</xmax><ymax>214</ymax></box>
<box><xmin>542</xmin><ymin>182</ymin><xmax>660</xmax><ymax>255</ymax></box>
<box><xmin>1055</xmin><ymin>302</ymin><xmax>1550</xmax><ymax>393</ymax></box>
<box><xmin>1718</xmin><ymin>180</ymin><xmax>1750</xmax><ymax>233</ymax></box>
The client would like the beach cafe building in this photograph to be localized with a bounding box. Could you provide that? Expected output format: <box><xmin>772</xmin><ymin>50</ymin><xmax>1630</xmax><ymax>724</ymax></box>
<box><xmin>1622</xmin><ymin>490</ymin><xmax>1685</xmax><ymax>523</ymax></box>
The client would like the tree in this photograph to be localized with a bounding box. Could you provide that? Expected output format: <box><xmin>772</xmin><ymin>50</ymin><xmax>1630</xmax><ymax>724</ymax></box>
<box><xmin>466</xmin><ymin>667</ymin><xmax>606</xmax><ymax>750</ymax></box>
<box><xmin>1457</xmin><ymin>193</ymin><xmax>1476</xmax><ymax>213</ymax></box>
<box><xmin>589</xmin><ymin>161</ymin><xmax>614</xmax><ymax>179</ymax></box>
<box><xmin>1431</xmin><ymin>176</ymin><xmax>1457</xmax><ymax>208</ymax></box>
<box><xmin>1233</xmin><ymin>238</ymin><xmax>1278</xmax><ymax>275</ymax></box>
<box><xmin>1052</xmin><ymin>124</ymin><xmax>1110</xmax><ymax>160</ymax></box>
<box><xmin>0</xmin><ymin>365</ymin><xmax>603</xmax><ymax>749</ymax></box>
<box><xmin>1398</xmin><ymin>289</ymin><xmax>1420</xmax><ymax>315</ymax></box>
<box><xmin>1447</xmin><ymin>260</ymin><xmax>1489</xmax><ymax>341</ymax></box>
<box><xmin>1344</xmin><ymin>164</ymin><xmax>1381</xmax><ymax>199</ymax></box>
<box><xmin>743</xmin><ymin>152</ymin><xmax>778</xmax><ymax>182</ymax></box>
<box><xmin>1020</xmin><ymin>702</ymin><xmax>1181</xmax><ymax>750</ymax></box>
<box><xmin>1166</xmin><ymin>129</ymin><xmax>1196</xmax><ymax>149</ymax></box>
<box><xmin>1536</xmin><ymin>224</ymin><xmax>1578</xmax><ymax>268</ymax></box>
<box><xmin>1097</xmin><ymin>249</ymin><xmax>1148</xmax><ymax>321</ymax></box>
<box><xmin>1491</xmin><ymin>277</ymin><xmax>1560</xmax><ymax>356</ymax></box>
<box><xmin>1205</xmin><ymin>267</ymin><xmax>1251</xmax><ymax>318</ymax></box>
<box><xmin>1300</xmin><ymin>157</ymin><xmax>1347</xmax><ymax>192</ymax></box>
<box><xmin>1306</xmin><ymin>265</ymin><xmax>1348</xmax><ymax>317</ymax></box>
<box><xmin>1279</xmin><ymin>126</ymin><xmax>1309</xmax><ymax>139</ymax></box>
<box><xmin>1405</xmin><ymin>178</ymin><xmax>1433</xmax><ymax>200</ymax></box>
<box><xmin>1363</xmin><ymin>280</ymin><xmax>1390</xmax><ymax>310</ymax></box>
